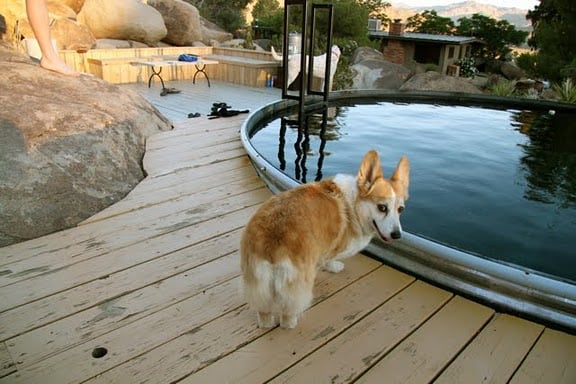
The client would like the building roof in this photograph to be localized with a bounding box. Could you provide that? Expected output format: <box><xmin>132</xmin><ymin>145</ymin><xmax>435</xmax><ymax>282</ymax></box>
<box><xmin>369</xmin><ymin>31</ymin><xmax>482</xmax><ymax>45</ymax></box>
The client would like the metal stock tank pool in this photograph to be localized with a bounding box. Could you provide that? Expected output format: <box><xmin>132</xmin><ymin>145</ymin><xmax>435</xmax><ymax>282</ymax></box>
<box><xmin>240</xmin><ymin>90</ymin><xmax>576</xmax><ymax>332</ymax></box>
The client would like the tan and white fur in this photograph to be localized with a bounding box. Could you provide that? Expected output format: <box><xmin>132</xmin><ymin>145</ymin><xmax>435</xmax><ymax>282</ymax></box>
<box><xmin>240</xmin><ymin>150</ymin><xmax>410</xmax><ymax>329</ymax></box>
<box><xmin>271</xmin><ymin>45</ymin><xmax>341</xmax><ymax>88</ymax></box>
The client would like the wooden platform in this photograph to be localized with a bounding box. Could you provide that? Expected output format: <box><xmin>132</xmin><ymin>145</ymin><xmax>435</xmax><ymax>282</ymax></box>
<box><xmin>63</xmin><ymin>46</ymin><xmax>281</xmax><ymax>88</ymax></box>
<box><xmin>1</xmin><ymin>81</ymin><xmax>575</xmax><ymax>384</ymax></box>
<box><xmin>121</xmin><ymin>79</ymin><xmax>281</xmax><ymax>124</ymax></box>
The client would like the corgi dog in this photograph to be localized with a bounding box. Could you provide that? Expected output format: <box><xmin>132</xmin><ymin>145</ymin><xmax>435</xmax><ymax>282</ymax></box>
<box><xmin>240</xmin><ymin>150</ymin><xmax>410</xmax><ymax>329</ymax></box>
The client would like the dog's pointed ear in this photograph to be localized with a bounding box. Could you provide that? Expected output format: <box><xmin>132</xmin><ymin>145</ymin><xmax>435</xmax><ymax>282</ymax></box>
<box><xmin>357</xmin><ymin>150</ymin><xmax>384</xmax><ymax>195</ymax></box>
<box><xmin>391</xmin><ymin>156</ymin><xmax>410</xmax><ymax>198</ymax></box>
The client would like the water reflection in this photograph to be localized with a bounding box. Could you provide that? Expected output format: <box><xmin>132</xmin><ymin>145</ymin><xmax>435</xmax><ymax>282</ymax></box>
<box><xmin>513</xmin><ymin>110</ymin><xmax>576</xmax><ymax>208</ymax></box>
<box><xmin>277</xmin><ymin>108</ymin><xmax>333</xmax><ymax>183</ymax></box>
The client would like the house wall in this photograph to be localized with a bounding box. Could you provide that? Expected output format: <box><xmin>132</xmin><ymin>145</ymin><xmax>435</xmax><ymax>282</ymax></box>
<box><xmin>377</xmin><ymin>34</ymin><xmax>475</xmax><ymax>75</ymax></box>
<box><xmin>442</xmin><ymin>44</ymin><xmax>459</xmax><ymax>72</ymax></box>
<box><xmin>441</xmin><ymin>44</ymin><xmax>472</xmax><ymax>74</ymax></box>
<box><xmin>439</xmin><ymin>45</ymin><xmax>449</xmax><ymax>74</ymax></box>
<box><xmin>382</xmin><ymin>40</ymin><xmax>405</xmax><ymax>65</ymax></box>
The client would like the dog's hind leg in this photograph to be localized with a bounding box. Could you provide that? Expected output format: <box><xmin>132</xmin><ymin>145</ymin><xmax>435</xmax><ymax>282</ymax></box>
<box><xmin>257</xmin><ymin>312</ymin><xmax>277</xmax><ymax>328</ymax></box>
<box><xmin>279</xmin><ymin>270</ymin><xmax>315</xmax><ymax>329</ymax></box>
<box><xmin>280</xmin><ymin>313</ymin><xmax>299</xmax><ymax>329</ymax></box>
<box><xmin>279</xmin><ymin>287</ymin><xmax>312</xmax><ymax>329</ymax></box>
<box><xmin>244</xmin><ymin>260</ymin><xmax>280</xmax><ymax>328</ymax></box>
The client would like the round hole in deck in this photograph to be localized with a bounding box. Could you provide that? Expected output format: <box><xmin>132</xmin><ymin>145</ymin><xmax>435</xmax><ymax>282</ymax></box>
<box><xmin>92</xmin><ymin>347</ymin><xmax>108</xmax><ymax>358</ymax></box>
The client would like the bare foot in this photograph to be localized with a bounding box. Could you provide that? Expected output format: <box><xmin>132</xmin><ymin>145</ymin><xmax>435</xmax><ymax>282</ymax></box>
<box><xmin>40</xmin><ymin>57</ymin><xmax>80</xmax><ymax>77</ymax></box>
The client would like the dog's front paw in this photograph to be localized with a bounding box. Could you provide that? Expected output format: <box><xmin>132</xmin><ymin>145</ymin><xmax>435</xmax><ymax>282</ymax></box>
<box><xmin>323</xmin><ymin>260</ymin><xmax>345</xmax><ymax>273</ymax></box>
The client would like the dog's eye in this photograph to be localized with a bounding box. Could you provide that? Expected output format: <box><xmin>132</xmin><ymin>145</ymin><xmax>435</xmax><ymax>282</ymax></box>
<box><xmin>398</xmin><ymin>206</ymin><xmax>405</xmax><ymax>214</ymax></box>
<box><xmin>377</xmin><ymin>204</ymin><xmax>388</xmax><ymax>214</ymax></box>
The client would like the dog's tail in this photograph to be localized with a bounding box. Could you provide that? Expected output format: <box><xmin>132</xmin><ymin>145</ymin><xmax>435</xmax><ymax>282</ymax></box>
<box><xmin>244</xmin><ymin>259</ymin><xmax>303</xmax><ymax>311</ymax></box>
<box><xmin>271</xmin><ymin>260</ymin><xmax>298</xmax><ymax>295</ymax></box>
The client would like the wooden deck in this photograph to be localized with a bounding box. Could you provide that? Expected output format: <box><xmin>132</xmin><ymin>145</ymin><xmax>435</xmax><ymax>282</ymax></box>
<box><xmin>1</xmin><ymin>81</ymin><xmax>575</xmax><ymax>384</ymax></box>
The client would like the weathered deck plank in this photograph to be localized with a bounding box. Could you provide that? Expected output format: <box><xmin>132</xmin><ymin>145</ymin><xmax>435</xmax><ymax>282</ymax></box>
<box><xmin>83</xmin><ymin>161</ymin><xmax>256</xmax><ymax>223</ymax></box>
<box><xmin>435</xmin><ymin>314</ymin><xmax>544</xmax><ymax>383</ymax></box>
<box><xmin>269</xmin><ymin>281</ymin><xmax>453</xmax><ymax>384</ymax></box>
<box><xmin>7</xmin><ymin>252</ymin><xmax>239</xmax><ymax>367</ymax></box>
<box><xmin>509</xmin><ymin>328</ymin><xmax>576</xmax><ymax>384</ymax></box>
<box><xmin>0</xmin><ymin>343</ymin><xmax>16</xmax><ymax>379</ymax></box>
<box><xmin>0</xmin><ymin>228</ymin><xmax>242</xmax><ymax>342</ymax></box>
<box><xmin>179</xmin><ymin>266</ymin><xmax>415</xmax><ymax>384</ymax></box>
<box><xmin>85</xmin><ymin>255</ymin><xmax>382</xmax><ymax>384</ymax></box>
<box><xmin>5</xmin><ymin>278</ymin><xmax>243</xmax><ymax>384</ymax></box>
<box><xmin>355</xmin><ymin>296</ymin><xmax>494</xmax><ymax>384</ymax></box>
<box><xmin>0</xmin><ymin>188</ymin><xmax>269</xmax><ymax>312</ymax></box>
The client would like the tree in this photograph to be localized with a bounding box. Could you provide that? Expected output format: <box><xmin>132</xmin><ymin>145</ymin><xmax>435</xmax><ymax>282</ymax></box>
<box><xmin>186</xmin><ymin>0</ymin><xmax>251</xmax><ymax>33</ymax></box>
<box><xmin>358</xmin><ymin>0</ymin><xmax>391</xmax><ymax>26</ymax></box>
<box><xmin>282</xmin><ymin>0</ymin><xmax>376</xmax><ymax>46</ymax></box>
<box><xmin>526</xmin><ymin>0</ymin><xmax>576</xmax><ymax>81</ymax></box>
<box><xmin>456</xmin><ymin>14</ymin><xmax>528</xmax><ymax>60</ymax></box>
<box><xmin>331</xmin><ymin>0</ymin><xmax>372</xmax><ymax>43</ymax></box>
<box><xmin>252</xmin><ymin>0</ymin><xmax>280</xmax><ymax>22</ymax></box>
<box><xmin>406</xmin><ymin>10</ymin><xmax>455</xmax><ymax>35</ymax></box>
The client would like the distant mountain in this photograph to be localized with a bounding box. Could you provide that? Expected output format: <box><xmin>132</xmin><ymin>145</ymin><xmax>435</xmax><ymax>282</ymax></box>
<box><xmin>388</xmin><ymin>1</ymin><xmax>532</xmax><ymax>31</ymax></box>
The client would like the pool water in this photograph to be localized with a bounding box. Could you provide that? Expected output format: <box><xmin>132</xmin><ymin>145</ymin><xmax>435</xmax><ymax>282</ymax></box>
<box><xmin>250</xmin><ymin>101</ymin><xmax>576</xmax><ymax>283</ymax></box>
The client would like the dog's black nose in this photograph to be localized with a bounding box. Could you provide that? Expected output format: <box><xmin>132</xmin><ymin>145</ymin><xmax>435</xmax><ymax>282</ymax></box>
<box><xmin>391</xmin><ymin>231</ymin><xmax>402</xmax><ymax>240</ymax></box>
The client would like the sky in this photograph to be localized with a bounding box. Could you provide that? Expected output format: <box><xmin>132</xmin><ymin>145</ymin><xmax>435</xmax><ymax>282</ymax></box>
<box><xmin>395</xmin><ymin>1</ymin><xmax>539</xmax><ymax>10</ymax></box>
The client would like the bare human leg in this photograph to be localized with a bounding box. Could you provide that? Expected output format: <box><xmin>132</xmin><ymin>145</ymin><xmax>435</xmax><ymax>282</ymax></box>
<box><xmin>25</xmin><ymin>0</ymin><xmax>80</xmax><ymax>76</ymax></box>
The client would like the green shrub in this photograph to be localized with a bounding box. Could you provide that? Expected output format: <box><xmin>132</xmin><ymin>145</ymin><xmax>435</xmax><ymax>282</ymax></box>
<box><xmin>457</xmin><ymin>57</ymin><xmax>478</xmax><ymax>78</ymax></box>
<box><xmin>489</xmin><ymin>80</ymin><xmax>516</xmax><ymax>97</ymax></box>
<box><xmin>552</xmin><ymin>78</ymin><xmax>576</xmax><ymax>104</ymax></box>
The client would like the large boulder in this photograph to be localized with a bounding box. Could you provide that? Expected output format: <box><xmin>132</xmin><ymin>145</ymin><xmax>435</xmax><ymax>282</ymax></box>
<box><xmin>148</xmin><ymin>0</ymin><xmax>203</xmax><ymax>46</ymax></box>
<box><xmin>486</xmin><ymin>60</ymin><xmax>526</xmax><ymax>80</ymax></box>
<box><xmin>94</xmin><ymin>39</ymin><xmax>149</xmax><ymax>49</ymax></box>
<box><xmin>2</xmin><ymin>0</ymin><xmax>232</xmax><ymax>48</ymax></box>
<box><xmin>56</xmin><ymin>0</ymin><xmax>86</xmax><ymax>13</ymax></box>
<box><xmin>350</xmin><ymin>46</ymin><xmax>386</xmax><ymax>64</ymax></box>
<box><xmin>48</xmin><ymin>17</ymin><xmax>95</xmax><ymax>50</ymax></box>
<box><xmin>350</xmin><ymin>47</ymin><xmax>412</xmax><ymax>90</ymax></box>
<box><xmin>78</xmin><ymin>0</ymin><xmax>167</xmax><ymax>46</ymax></box>
<box><xmin>0</xmin><ymin>43</ymin><xmax>172</xmax><ymax>247</ymax></box>
<box><xmin>2</xmin><ymin>0</ymin><xmax>76</xmax><ymax>26</ymax></box>
<box><xmin>2</xmin><ymin>1</ymin><xmax>94</xmax><ymax>51</ymax></box>
<box><xmin>200</xmin><ymin>17</ymin><xmax>233</xmax><ymax>44</ymax></box>
<box><xmin>400</xmin><ymin>71</ymin><xmax>483</xmax><ymax>94</ymax></box>
<box><xmin>500</xmin><ymin>61</ymin><xmax>525</xmax><ymax>80</ymax></box>
<box><xmin>3</xmin><ymin>1</ymin><xmax>72</xmax><ymax>39</ymax></box>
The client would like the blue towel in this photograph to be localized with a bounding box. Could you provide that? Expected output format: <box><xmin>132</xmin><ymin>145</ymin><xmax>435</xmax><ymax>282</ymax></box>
<box><xmin>178</xmin><ymin>54</ymin><xmax>198</xmax><ymax>62</ymax></box>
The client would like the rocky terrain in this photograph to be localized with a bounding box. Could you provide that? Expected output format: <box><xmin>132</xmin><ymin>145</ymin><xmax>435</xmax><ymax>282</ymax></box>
<box><xmin>1</xmin><ymin>0</ymin><xmax>232</xmax><ymax>51</ymax></box>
